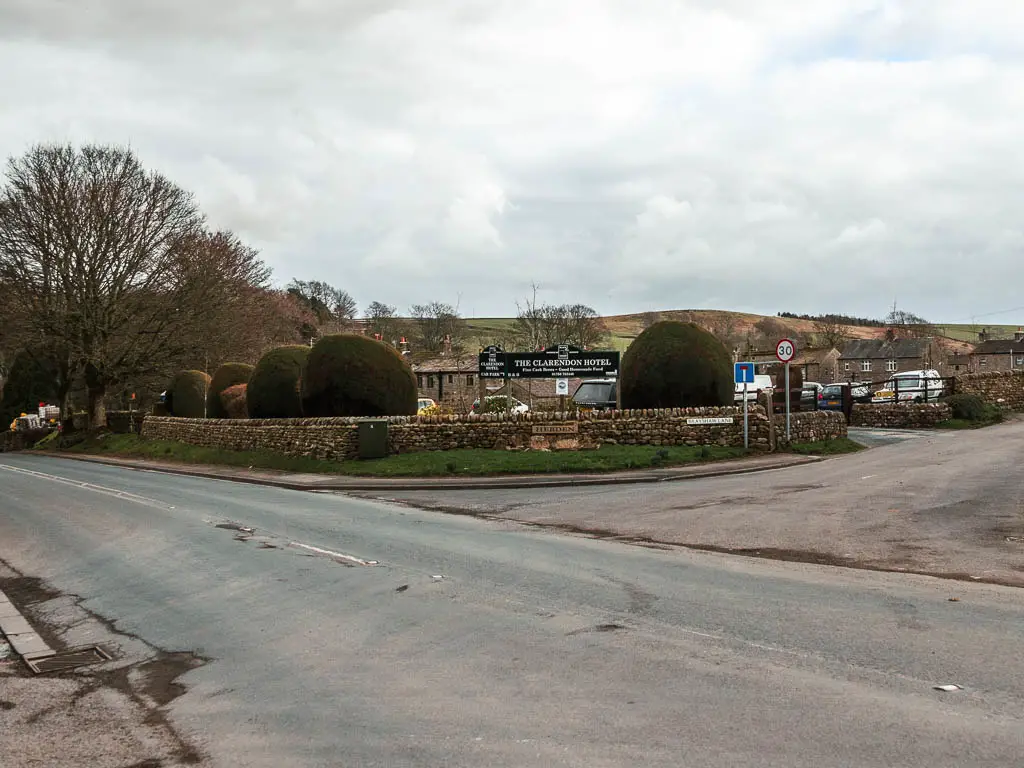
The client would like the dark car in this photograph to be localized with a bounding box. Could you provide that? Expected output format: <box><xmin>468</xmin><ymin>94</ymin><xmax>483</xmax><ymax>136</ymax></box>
<box><xmin>818</xmin><ymin>384</ymin><xmax>845</xmax><ymax>411</ymax></box>
<box><xmin>572</xmin><ymin>379</ymin><xmax>617</xmax><ymax>410</ymax></box>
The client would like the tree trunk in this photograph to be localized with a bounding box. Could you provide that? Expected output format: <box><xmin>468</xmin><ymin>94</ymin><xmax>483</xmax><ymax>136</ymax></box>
<box><xmin>87</xmin><ymin>385</ymin><xmax>106</xmax><ymax>430</ymax></box>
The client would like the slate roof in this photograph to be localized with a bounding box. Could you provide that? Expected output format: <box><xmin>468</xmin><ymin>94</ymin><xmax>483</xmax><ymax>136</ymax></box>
<box><xmin>970</xmin><ymin>339</ymin><xmax>1024</xmax><ymax>355</ymax></box>
<box><xmin>838</xmin><ymin>339</ymin><xmax>931</xmax><ymax>360</ymax></box>
<box><xmin>410</xmin><ymin>355</ymin><xmax>479</xmax><ymax>373</ymax></box>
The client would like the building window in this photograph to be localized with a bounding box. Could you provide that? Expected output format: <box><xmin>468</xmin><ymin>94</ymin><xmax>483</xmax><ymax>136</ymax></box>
<box><xmin>447</xmin><ymin>375</ymin><xmax>454</xmax><ymax>385</ymax></box>
<box><xmin>886</xmin><ymin>360</ymin><xmax>897</xmax><ymax>372</ymax></box>
<box><xmin>861</xmin><ymin>361</ymin><xmax>872</xmax><ymax>373</ymax></box>
<box><xmin>1016</xmin><ymin>357</ymin><xmax>1024</xmax><ymax>367</ymax></box>
<box><xmin>844</xmin><ymin>362</ymin><xmax>850</xmax><ymax>372</ymax></box>
<box><xmin>466</xmin><ymin>375</ymin><xmax>475</xmax><ymax>386</ymax></box>
<box><xmin>980</xmin><ymin>357</ymin><xmax>987</xmax><ymax>367</ymax></box>
<box><xmin>428</xmin><ymin>375</ymin><xmax>435</xmax><ymax>388</ymax></box>
<box><xmin>417</xmin><ymin>375</ymin><xmax>424</xmax><ymax>387</ymax></box>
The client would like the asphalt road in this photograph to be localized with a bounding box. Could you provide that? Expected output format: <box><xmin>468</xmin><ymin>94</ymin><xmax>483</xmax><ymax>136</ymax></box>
<box><xmin>371</xmin><ymin>419</ymin><xmax>1024</xmax><ymax>586</ymax></box>
<box><xmin>2</xmin><ymin>453</ymin><xmax>1024</xmax><ymax>767</ymax></box>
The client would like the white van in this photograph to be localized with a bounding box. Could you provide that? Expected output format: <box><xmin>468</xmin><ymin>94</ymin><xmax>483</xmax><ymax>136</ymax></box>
<box><xmin>871</xmin><ymin>370</ymin><xmax>945</xmax><ymax>404</ymax></box>
<box><xmin>734</xmin><ymin>374</ymin><xmax>774</xmax><ymax>403</ymax></box>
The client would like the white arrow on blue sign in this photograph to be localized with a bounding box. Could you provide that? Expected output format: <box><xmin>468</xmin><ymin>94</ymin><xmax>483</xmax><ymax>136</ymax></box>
<box><xmin>734</xmin><ymin>362</ymin><xmax>755</xmax><ymax>385</ymax></box>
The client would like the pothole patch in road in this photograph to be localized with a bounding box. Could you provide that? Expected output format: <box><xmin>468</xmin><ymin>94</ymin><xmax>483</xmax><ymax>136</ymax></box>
<box><xmin>567</xmin><ymin>623</ymin><xmax>628</xmax><ymax>636</ymax></box>
<box><xmin>207</xmin><ymin>519</ymin><xmax>379</xmax><ymax>566</ymax></box>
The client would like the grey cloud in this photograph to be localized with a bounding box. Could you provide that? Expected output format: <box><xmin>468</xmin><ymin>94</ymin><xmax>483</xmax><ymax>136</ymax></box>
<box><xmin>2</xmin><ymin>0</ymin><xmax>1023</xmax><ymax>323</ymax></box>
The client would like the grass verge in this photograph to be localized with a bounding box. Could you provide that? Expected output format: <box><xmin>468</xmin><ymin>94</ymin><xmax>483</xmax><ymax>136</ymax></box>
<box><xmin>786</xmin><ymin>437</ymin><xmax>864</xmax><ymax>456</ymax></box>
<box><xmin>47</xmin><ymin>432</ymin><xmax>775</xmax><ymax>477</ymax></box>
<box><xmin>935</xmin><ymin>417</ymin><xmax>1004</xmax><ymax>430</ymax></box>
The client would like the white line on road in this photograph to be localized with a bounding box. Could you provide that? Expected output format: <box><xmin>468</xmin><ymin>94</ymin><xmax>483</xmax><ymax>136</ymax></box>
<box><xmin>0</xmin><ymin>463</ymin><xmax>174</xmax><ymax>510</ymax></box>
<box><xmin>288</xmin><ymin>541</ymin><xmax>379</xmax><ymax>566</ymax></box>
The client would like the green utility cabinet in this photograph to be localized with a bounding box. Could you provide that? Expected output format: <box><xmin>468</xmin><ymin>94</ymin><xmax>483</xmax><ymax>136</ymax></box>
<box><xmin>358</xmin><ymin>419</ymin><xmax>389</xmax><ymax>459</ymax></box>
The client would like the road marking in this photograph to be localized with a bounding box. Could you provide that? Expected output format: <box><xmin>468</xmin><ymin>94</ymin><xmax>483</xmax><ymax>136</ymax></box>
<box><xmin>0</xmin><ymin>463</ymin><xmax>174</xmax><ymax>510</ymax></box>
<box><xmin>288</xmin><ymin>541</ymin><xmax>379</xmax><ymax>566</ymax></box>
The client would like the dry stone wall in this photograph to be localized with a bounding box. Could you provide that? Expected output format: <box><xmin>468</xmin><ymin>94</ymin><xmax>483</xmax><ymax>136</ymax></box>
<box><xmin>850</xmin><ymin>403</ymin><xmax>951</xmax><ymax>428</ymax></box>
<box><xmin>784</xmin><ymin>411</ymin><xmax>849</xmax><ymax>443</ymax></box>
<box><xmin>141</xmin><ymin>406</ymin><xmax>846</xmax><ymax>460</ymax></box>
<box><xmin>955</xmin><ymin>371</ymin><xmax>1024</xmax><ymax>410</ymax></box>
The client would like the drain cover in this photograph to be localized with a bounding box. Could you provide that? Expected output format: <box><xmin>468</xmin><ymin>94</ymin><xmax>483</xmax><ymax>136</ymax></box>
<box><xmin>27</xmin><ymin>646</ymin><xmax>111</xmax><ymax>674</ymax></box>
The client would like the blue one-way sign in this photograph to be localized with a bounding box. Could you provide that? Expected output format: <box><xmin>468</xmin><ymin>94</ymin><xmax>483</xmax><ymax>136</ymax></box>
<box><xmin>734</xmin><ymin>362</ymin><xmax>755</xmax><ymax>385</ymax></box>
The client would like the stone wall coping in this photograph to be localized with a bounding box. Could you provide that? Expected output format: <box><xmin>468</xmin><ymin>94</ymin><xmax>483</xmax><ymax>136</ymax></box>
<box><xmin>144</xmin><ymin>405</ymin><xmax>769</xmax><ymax>428</ymax></box>
<box><xmin>957</xmin><ymin>370</ymin><xmax>1024</xmax><ymax>382</ymax></box>
<box><xmin>852</xmin><ymin>403</ymin><xmax>949</xmax><ymax>410</ymax></box>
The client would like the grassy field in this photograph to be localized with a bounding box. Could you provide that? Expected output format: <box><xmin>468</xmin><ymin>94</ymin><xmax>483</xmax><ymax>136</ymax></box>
<box><xmin>44</xmin><ymin>432</ymin><xmax>843</xmax><ymax>477</ymax></box>
<box><xmin>463</xmin><ymin>309</ymin><xmax>893</xmax><ymax>353</ymax></box>
<box><xmin>932</xmin><ymin>324</ymin><xmax>1020</xmax><ymax>343</ymax></box>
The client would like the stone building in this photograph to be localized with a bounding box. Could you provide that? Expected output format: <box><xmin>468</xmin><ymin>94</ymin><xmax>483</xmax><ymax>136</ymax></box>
<box><xmin>751</xmin><ymin>346</ymin><xmax>841</xmax><ymax>384</ymax></box>
<box><xmin>969</xmin><ymin>333</ymin><xmax>1024</xmax><ymax>373</ymax></box>
<box><xmin>411</xmin><ymin>356</ymin><xmax>479</xmax><ymax>411</ymax></box>
<box><xmin>837</xmin><ymin>338</ymin><xmax>942</xmax><ymax>382</ymax></box>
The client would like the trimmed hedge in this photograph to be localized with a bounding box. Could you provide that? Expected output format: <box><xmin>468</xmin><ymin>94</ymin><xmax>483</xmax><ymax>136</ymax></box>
<box><xmin>206</xmin><ymin>362</ymin><xmax>254</xmax><ymax>418</ymax></box>
<box><xmin>620</xmin><ymin>321</ymin><xmax>732</xmax><ymax>409</ymax></box>
<box><xmin>220</xmin><ymin>384</ymin><xmax>248</xmax><ymax>420</ymax></box>
<box><xmin>167</xmin><ymin>370</ymin><xmax>211</xmax><ymax>418</ymax></box>
<box><xmin>301</xmin><ymin>334</ymin><xmax>417</xmax><ymax>417</ymax></box>
<box><xmin>247</xmin><ymin>345</ymin><xmax>309</xmax><ymax>419</ymax></box>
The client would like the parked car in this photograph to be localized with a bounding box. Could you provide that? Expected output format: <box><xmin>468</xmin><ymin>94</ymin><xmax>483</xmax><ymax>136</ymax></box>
<box><xmin>849</xmin><ymin>382</ymin><xmax>873</xmax><ymax>404</ymax></box>
<box><xmin>870</xmin><ymin>369</ymin><xmax>945</xmax><ymax>404</ymax></box>
<box><xmin>417</xmin><ymin>397</ymin><xmax>437</xmax><ymax>414</ymax></box>
<box><xmin>470</xmin><ymin>395</ymin><xmax>529</xmax><ymax>415</ymax></box>
<box><xmin>734</xmin><ymin>374</ymin><xmax>774</xmax><ymax>403</ymax></box>
<box><xmin>800</xmin><ymin>384</ymin><xmax>821</xmax><ymax>410</ymax></box>
<box><xmin>818</xmin><ymin>384</ymin><xmax>845</xmax><ymax>411</ymax></box>
<box><xmin>572</xmin><ymin>379</ymin><xmax>617</xmax><ymax>410</ymax></box>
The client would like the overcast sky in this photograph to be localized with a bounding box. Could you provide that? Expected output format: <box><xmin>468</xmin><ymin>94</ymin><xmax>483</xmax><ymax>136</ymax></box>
<box><xmin>3</xmin><ymin>1</ymin><xmax>1023</xmax><ymax>323</ymax></box>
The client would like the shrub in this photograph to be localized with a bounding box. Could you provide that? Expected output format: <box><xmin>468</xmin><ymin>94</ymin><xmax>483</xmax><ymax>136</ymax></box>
<box><xmin>247</xmin><ymin>346</ymin><xmax>310</xmax><ymax>419</ymax></box>
<box><xmin>220</xmin><ymin>384</ymin><xmax>248</xmax><ymax>419</ymax></box>
<box><xmin>0</xmin><ymin>350</ymin><xmax>61</xmax><ymax>426</ymax></box>
<box><xmin>166</xmin><ymin>370</ymin><xmax>211</xmax><ymax>418</ymax></box>
<box><xmin>620</xmin><ymin>321</ymin><xmax>732</xmax><ymax>409</ymax></box>
<box><xmin>206</xmin><ymin>363</ymin><xmax>254</xmax><ymax>418</ymax></box>
<box><xmin>478</xmin><ymin>396</ymin><xmax>515</xmax><ymax>414</ymax></box>
<box><xmin>945</xmin><ymin>393</ymin><xmax>987</xmax><ymax>421</ymax></box>
<box><xmin>302</xmin><ymin>334</ymin><xmax>417</xmax><ymax>417</ymax></box>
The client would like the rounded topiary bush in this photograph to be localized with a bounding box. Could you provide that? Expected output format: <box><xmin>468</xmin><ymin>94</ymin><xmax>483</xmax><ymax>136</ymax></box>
<box><xmin>206</xmin><ymin>362</ymin><xmax>254</xmax><ymax>418</ymax></box>
<box><xmin>167</xmin><ymin>370</ymin><xmax>212</xmax><ymax>418</ymax></box>
<box><xmin>219</xmin><ymin>383</ymin><xmax>248</xmax><ymax>419</ymax></box>
<box><xmin>620</xmin><ymin>321</ymin><xmax>733</xmax><ymax>409</ymax></box>
<box><xmin>247</xmin><ymin>345</ymin><xmax>309</xmax><ymax>419</ymax></box>
<box><xmin>301</xmin><ymin>334</ymin><xmax>417</xmax><ymax>417</ymax></box>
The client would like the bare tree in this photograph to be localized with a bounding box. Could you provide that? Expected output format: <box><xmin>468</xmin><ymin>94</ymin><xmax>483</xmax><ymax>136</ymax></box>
<box><xmin>364</xmin><ymin>301</ymin><xmax>403</xmax><ymax>345</ymax></box>
<box><xmin>0</xmin><ymin>144</ymin><xmax>271</xmax><ymax>427</ymax></box>
<box><xmin>410</xmin><ymin>301</ymin><xmax>466</xmax><ymax>354</ymax></box>
<box><xmin>812</xmin><ymin>316</ymin><xmax>850</xmax><ymax>349</ymax></box>
<box><xmin>557</xmin><ymin>304</ymin><xmax>609</xmax><ymax>349</ymax></box>
<box><xmin>287</xmin><ymin>279</ymin><xmax>358</xmax><ymax>337</ymax></box>
<box><xmin>512</xmin><ymin>283</ymin><xmax>547</xmax><ymax>351</ymax></box>
<box><xmin>885</xmin><ymin>304</ymin><xmax>933</xmax><ymax>339</ymax></box>
<box><xmin>513</xmin><ymin>284</ymin><xmax>609</xmax><ymax>350</ymax></box>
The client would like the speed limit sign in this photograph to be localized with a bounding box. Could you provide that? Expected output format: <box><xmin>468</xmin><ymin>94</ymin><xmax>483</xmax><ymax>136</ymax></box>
<box><xmin>776</xmin><ymin>338</ymin><xmax>796</xmax><ymax>362</ymax></box>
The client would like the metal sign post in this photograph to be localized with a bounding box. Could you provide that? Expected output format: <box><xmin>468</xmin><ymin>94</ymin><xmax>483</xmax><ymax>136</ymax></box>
<box><xmin>776</xmin><ymin>338</ymin><xmax>796</xmax><ymax>443</ymax></box>
<box><xmin>743</xmin><ymin>382</ymin><xmax>748</xmax><ymax>449</ymax></box>
<box><xmin>734</xmin><ymin>362</ymin><xmax>755</xmax><ymax>450</ymax></box>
